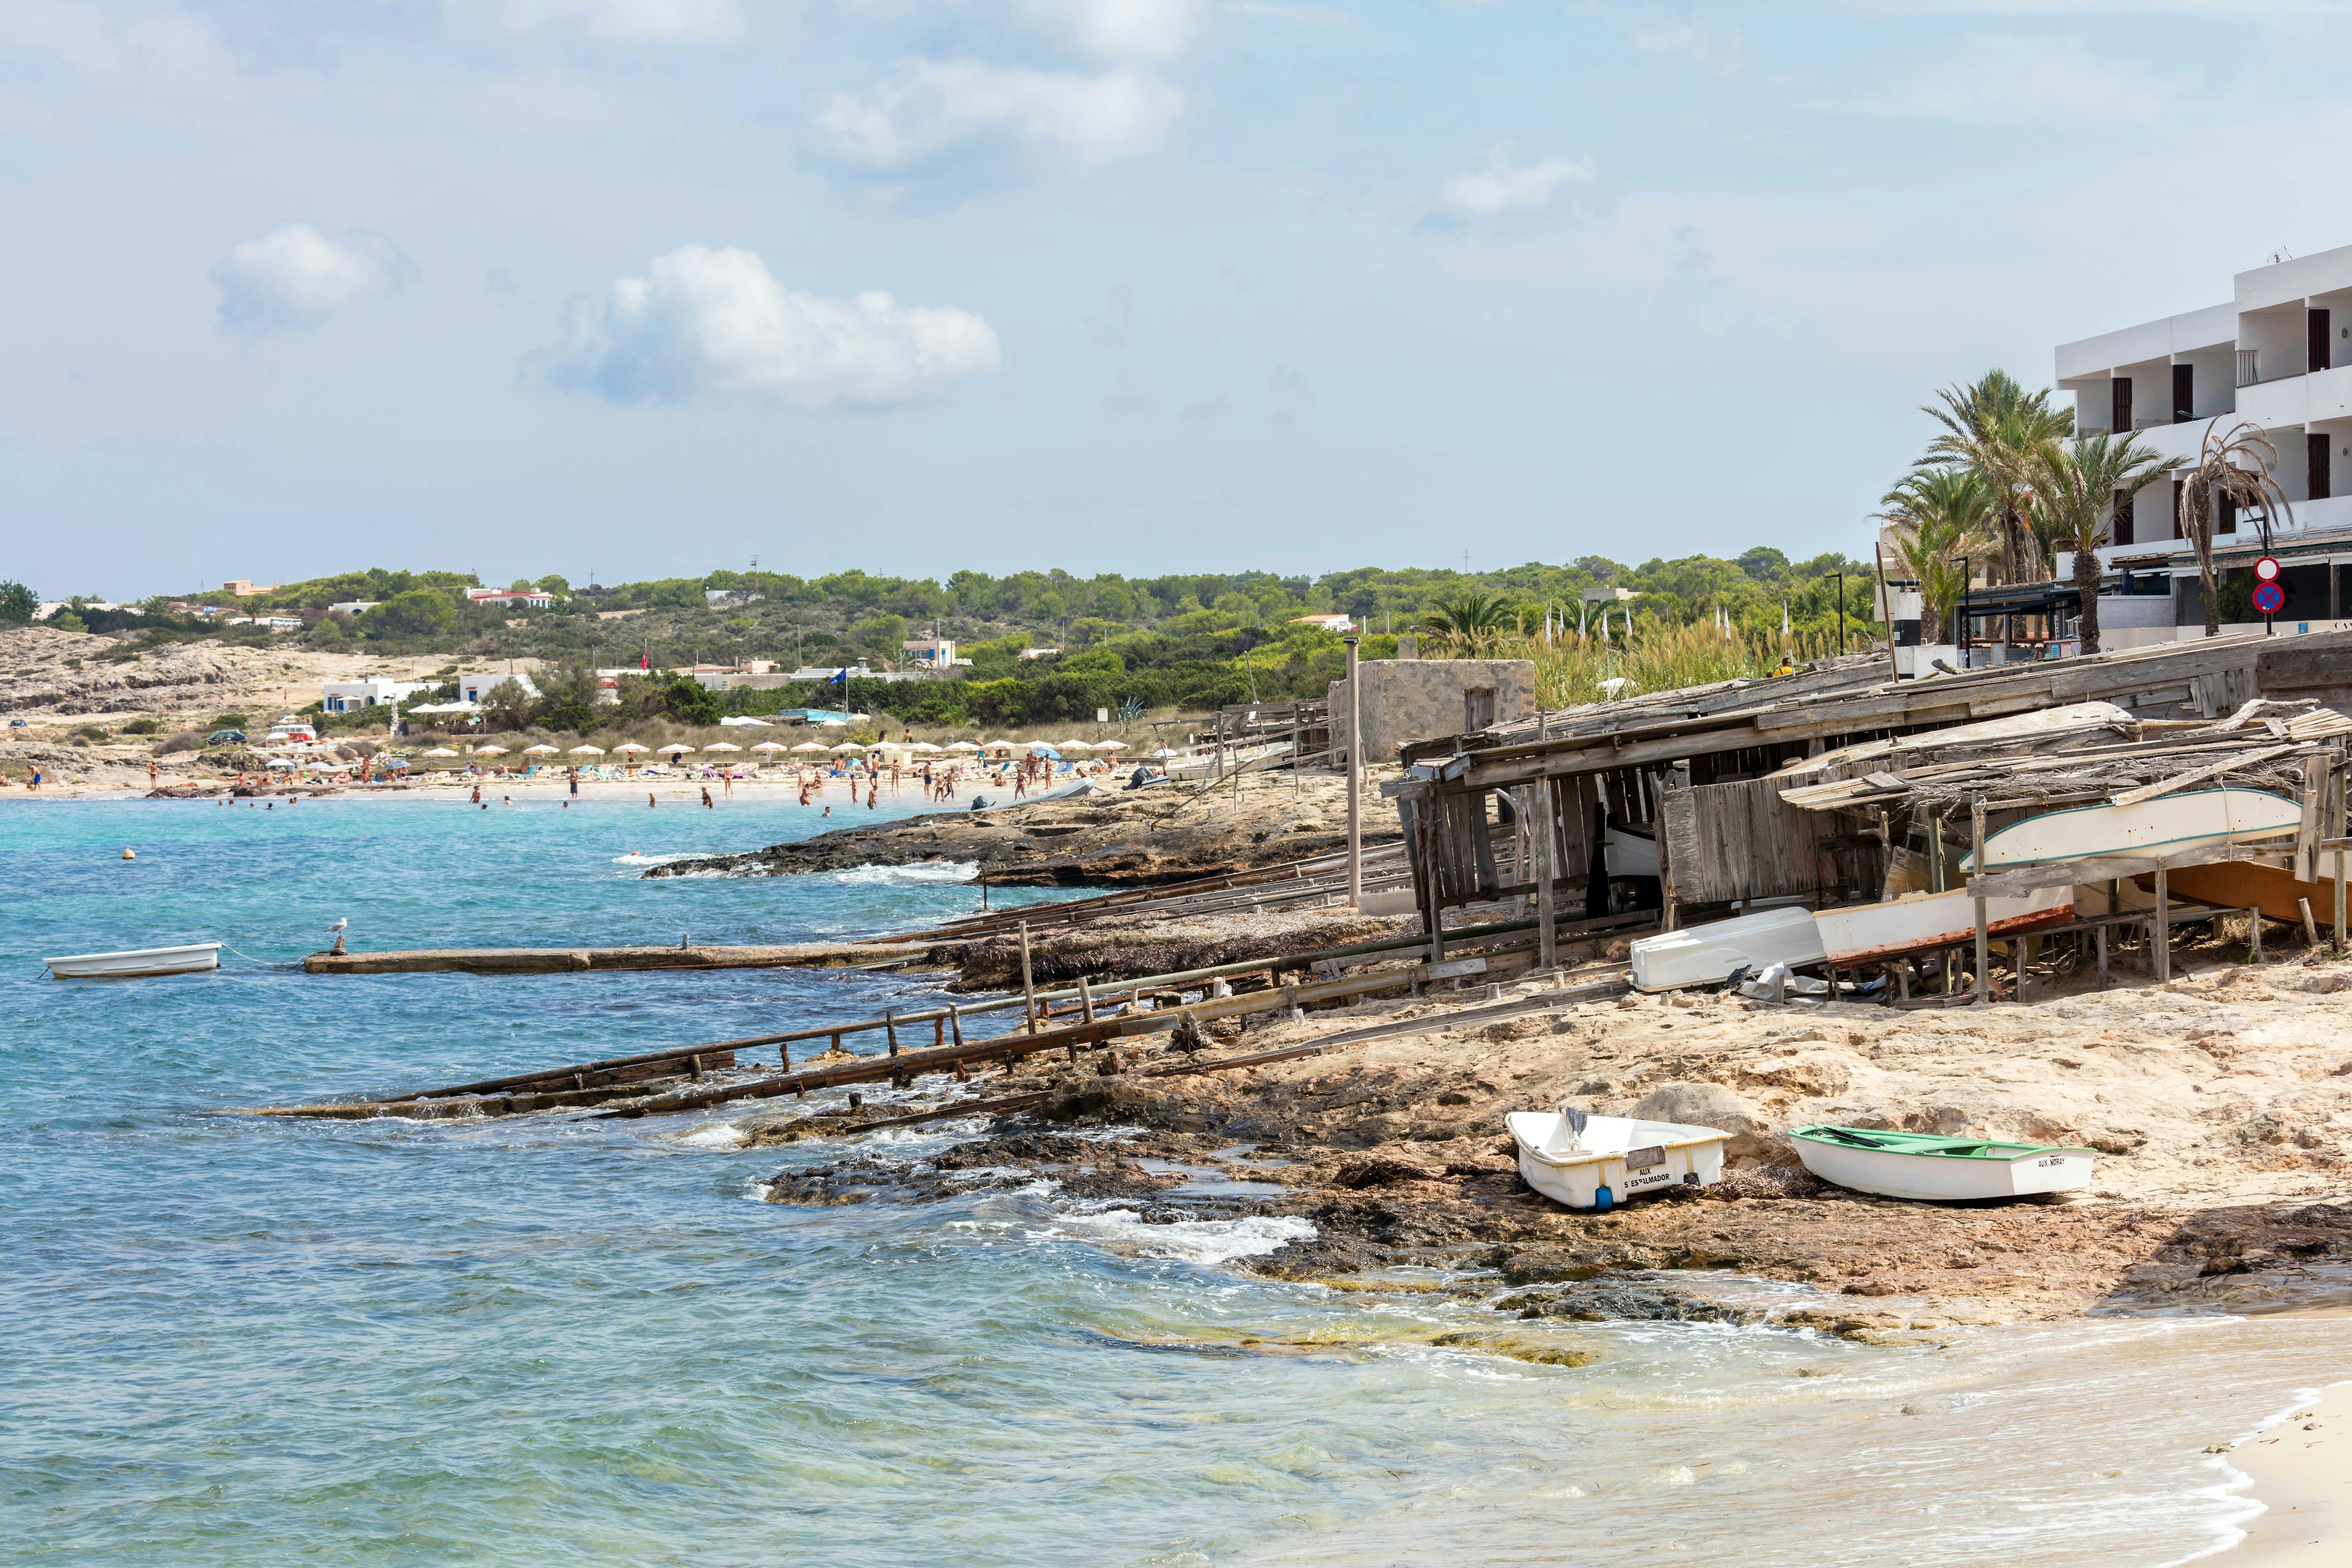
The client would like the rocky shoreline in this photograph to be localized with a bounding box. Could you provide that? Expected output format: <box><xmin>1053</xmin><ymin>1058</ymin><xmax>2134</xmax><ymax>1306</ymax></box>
<box><xmin>648</xmin><ymin>766</ymin><xmax>1400</xmax><ymax>886</ymax></box>
<box><xmin>745</xmin><ymin>946</ymin><xmax>2352</xmax><ymax>1332</ymax></box>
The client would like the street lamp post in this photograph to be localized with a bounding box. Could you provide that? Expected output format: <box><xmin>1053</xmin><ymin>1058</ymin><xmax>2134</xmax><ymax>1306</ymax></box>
<box><xmin>1953</xmin><ymin>558</ymin><xmax>1971</xmax><ymax>666</ymax></box>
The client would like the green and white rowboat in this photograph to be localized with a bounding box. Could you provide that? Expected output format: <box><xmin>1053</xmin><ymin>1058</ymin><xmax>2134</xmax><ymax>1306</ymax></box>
<box><xmin>1787</xmin><ymin>1124</ymin><xmax>2095</xmax><ymax>1201</ymax></box>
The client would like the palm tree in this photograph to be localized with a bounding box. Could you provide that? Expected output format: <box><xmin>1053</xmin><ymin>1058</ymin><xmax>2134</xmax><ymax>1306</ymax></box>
<box><xmin>1920</xmin><ymin>369</ymin><xmax>2073</xmax><ymax>585</ymax></box>
<box><xmin>1417</xmin><ymin>592</ymin><xmax>1519</xmax><ymax>651</ymax></box>
<box><xmin>1877</xmin><ymin>467</ymin><xmax>1994</xmax><ymax>645</ymax></box>
<box><xmin>2176</xmin><ymin>421</ymin><xmax>2294</xmax><ymax>637</ymax></box>
<box><xmin>2031</xmin><ymin>434</ymin><xmax>2179</xmax><ymax>656</ymax></box>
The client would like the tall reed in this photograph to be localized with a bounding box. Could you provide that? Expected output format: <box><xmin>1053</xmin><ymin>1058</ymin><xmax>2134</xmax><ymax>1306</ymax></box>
<box><xmin>1448</xmin><ymin>621</ymin><xmax>1848</xmax><ymax>709</ymax></box>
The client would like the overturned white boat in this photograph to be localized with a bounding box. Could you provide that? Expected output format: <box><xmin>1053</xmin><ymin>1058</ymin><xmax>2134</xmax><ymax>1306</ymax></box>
<box><xmin>1813</xmin><ymin>882</ymin><xmax>2074</xmax><ymax>966</ymax></box>
<box><xmin>1508</xmin><ymin>1109</ymin><xmax>1730</xmax><ymax>1211</ymax></box>
<box><xmin>1629</xmin><ymin>906</ymin><xmax>1824</xmax><ymax>991</ymax></box>
<box><xmin>1964</xmin><ymin>787</ymin><xmax>2300</xmax><ymax>871</ymax></box>
<box><xmin>44</xmin><ymin>942</ymin><xmax>222</xmax><ymax>979</ymax></box>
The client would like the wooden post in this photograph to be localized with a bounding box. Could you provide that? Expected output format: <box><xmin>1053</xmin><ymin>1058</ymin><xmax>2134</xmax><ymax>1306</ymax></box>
<box><xmin>2017</xmin><ymin>936</ymin><xmax>2032</xmax><ymax>1003</ymax></box>
<box><xmin>1655</xmin><ymin>777</ymin><xmax>1679</xmax><ymax>934</ymax></box>
<box><xmin>2095</xmin><ymin>922</ymin><xmax>2109</xmax><ymax>989</ymax></box>
<box><xmin>2248</xmin><ymin>907</ymin><xmax>2262</xmax><ymax>964</ymax></box>
<box><xmin>2154</xmin><ymin>867</ymin><xmax>2171</xmax><ymax>982</ymax></box>
<box><xmin>2299</xmin><ymin>896</ymin><xmax>2320</xmax><ymax>948</ymax></box>
<box><xmin>1971</xmin><ymin>796</ymin><xmax>1990</xmax><ymax>1004</ymax></box>
<box><xmin>1019</xmin><ymin>921</ymin><xmax>1038</xmax><ymax>1035</ymax></box>
<box><xmin>1872</xmin><ymin>541</ymin><xmax>1900</xmax><ymax>679</ymax></box>
<box><xmin>1078</xmin><ymin>975</ymin><xmax>1096</xmax><ymax>1022</ymax></box>
<box><xmin>949</xmin><ymin>1004</ymin><xmax>964</xmax><ymax>1046</ymax></box>
<box><xmin>2335</xmin><ymin>753</ymin><xmax>2347</xmax><ymax>951</ymax></box>
<box><xmin>1344</xmin><ymin>636</ymin><xmax>1362</xmax><ymax>907</ymax></box>
<box><xmin>1927</xmin><ymin>809</ymin><xmax>1945</xmax><ymax>895</ymax></box>
<box><xmin>1530</xmin><ymin>783</ymin><xmax>1558</xmax><ymax>970</ymax></box>
<box><xmin>885</xmin><ymin>1010</ymin><xmax>898</xmax><ymax>1056</ymax></box>
<box><xmin>933</xmin><ymin>1014</ymin><xmax>945</xmax><ymax>1046</ymax></box>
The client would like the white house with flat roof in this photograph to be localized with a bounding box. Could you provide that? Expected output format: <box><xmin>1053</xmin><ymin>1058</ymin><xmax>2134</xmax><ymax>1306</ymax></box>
<box><xmin>2054</xmin><ymin>244</ymin><xmax>2352</xmax><ymax>641</ymax></box>
<box><xmin>321</xmin><ymin>677</ymin><xmax>434</xmax><ymax>713</ymax></box>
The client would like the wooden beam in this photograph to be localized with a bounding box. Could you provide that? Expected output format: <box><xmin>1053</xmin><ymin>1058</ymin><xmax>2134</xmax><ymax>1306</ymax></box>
<box><xmin>2107</xmin><ymin>744</ymin><xmax>2296</xmax><ymax>807</ymax></box>
<box><xmin>1964</xmin><ymin>841</ymin><xmax>2278</xmax><ymax>900</ymax></box>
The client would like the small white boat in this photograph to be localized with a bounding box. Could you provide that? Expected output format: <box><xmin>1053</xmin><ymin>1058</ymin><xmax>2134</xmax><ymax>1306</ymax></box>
<box><xmin>1813</xmin><ymin>883</ymin><xmax>2074</xmax><ymax>965</ymax></box>
<box><xmin>1508</xmin><ymin>1109</ymin><xmax>1730</xmax><ymax>1211</ymax></box>
<box><xmin>1630</xmin><ymin>906</ymin><xmax>1824</xmax><ymax>991</ymax></box>
<box><xmin>43</xmin><ymin>942</ymin><xmax>222</xmax><ymax>979</ymax></box>
<box><xmin>1963</xmin><ymin>787</ymin><xmax>2300</xmax><ymax>870</ymax></box>
<box><xmin>1786</xmin><ymin>1124</ymin><xmax>2094</xmax><ymax>1201</ymax></box>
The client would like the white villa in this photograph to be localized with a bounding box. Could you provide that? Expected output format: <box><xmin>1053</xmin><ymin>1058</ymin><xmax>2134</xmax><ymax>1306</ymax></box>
<box><xmin>2054</xmin><ymin>243</ymin><xmax>2352</xmax><ymax>643</ymax></box>
<box><xmin>320</xmin><ymin>677</ymin><xmax>435</xmax><ymax>713</ymax></box>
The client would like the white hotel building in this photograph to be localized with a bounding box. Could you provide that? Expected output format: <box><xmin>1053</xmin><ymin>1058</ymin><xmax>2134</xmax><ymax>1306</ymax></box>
<box><xmin>2053</xmin><ymin>244</ymin><xmax>2352</xmax><ymax>643</ymax></box>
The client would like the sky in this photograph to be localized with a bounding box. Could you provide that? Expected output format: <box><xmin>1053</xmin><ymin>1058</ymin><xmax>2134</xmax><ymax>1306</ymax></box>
<box><xmin>9</xmin><ymin>0</ymin><xmax>2352</xmax><ymax>600</ymax></box>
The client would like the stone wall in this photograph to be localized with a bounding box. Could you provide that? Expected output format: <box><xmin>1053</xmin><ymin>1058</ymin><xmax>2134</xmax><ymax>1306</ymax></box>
<box><xmin>1328</xmin><ymin>659</ymin><xmax>1535</xmax><ymax>763</ymax></box>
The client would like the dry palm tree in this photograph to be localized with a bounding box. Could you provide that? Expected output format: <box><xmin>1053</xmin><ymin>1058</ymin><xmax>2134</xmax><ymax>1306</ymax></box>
<box><xmin>2176</xmin><ymin>421</ymin><xmax>2294</xmax><ymax>637</ymax></box>
<box><xmin>1919</xmin><ymin>369</ymin><xmax>2073</xmax><ymax>585</ymax></box>
<box><xmin>1877</xmin><ymin>467</ymin><xmax>1994</xmax><ymax>645</ymax></box>
<box><xmin>2031</xmin><ymin>434</ymin><xmax>2179</xmax><ymax>656</ymax></box>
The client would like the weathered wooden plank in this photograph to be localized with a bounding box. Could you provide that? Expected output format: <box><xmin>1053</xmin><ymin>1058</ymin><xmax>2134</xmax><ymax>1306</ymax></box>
<box><xmin>1964</xmin><ymin>841</ymin><xmax>2273</xmax><ymax>899</ymax></box>
<box><xmin>2108</xmin><ymin>744</ymin><xmax>2296</xmax><ymax>807</ymax></box>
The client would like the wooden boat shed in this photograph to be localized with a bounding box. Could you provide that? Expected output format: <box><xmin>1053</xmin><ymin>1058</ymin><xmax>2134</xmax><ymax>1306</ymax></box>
<box><xmin>1386</xmin><ymin>631</ymin><xmax>2352</xmax><ymax>967</ymax></box>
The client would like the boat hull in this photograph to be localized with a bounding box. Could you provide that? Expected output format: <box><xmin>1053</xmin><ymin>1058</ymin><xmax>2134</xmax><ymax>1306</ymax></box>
<box><xmin>1814</xmin><ymin>884</ymin><xmax>2073</xmax><ymax>966</ymax></box>
<box><xmin>1965</xmin><ymin>788</ymin><xmax>2300</xmax><ymax>870</ymax></box>
<box><xmin>43</xmin><ymin>942</ymin><xmax>222</xmax><ymax>979</ymax></box>
<box><xmin>1629</xmin><ymin>906</ymin><xmax>1824</xmax><ymax>991</ymax></box>
<box><xmin>1789</xmin><ymin>1137</ymin><xmax>2094</xmax><ymax>1201</ymax></box>
<box><xmin>1509</xmin><ymin>1112</ymin><xmax>1728</xmax><ymax>1210</ymax></box>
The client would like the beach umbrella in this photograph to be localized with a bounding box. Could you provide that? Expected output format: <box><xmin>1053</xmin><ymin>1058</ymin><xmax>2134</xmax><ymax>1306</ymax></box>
<box><xmin>423</xmin><ymin>747</ymin><xmax>459</xmax><ymax>757</ymax></box>
<box><xmin>568</xmin><ymin>744</ymin><xmax>604</xmax><ymax>756</ymax></box>
<box><xmin>474</xmin><ymin>745</ymin><xmax>508</xmax><ymax>756</ymax></box>
<box><xmin>1096</xmin><ymin>740</ymin><xmax>1127</xmax><ymax>751</ymax></box>
<box><xmin>791</xmin><ymin>741</ymin><xmax>828</xmax><ymax>753</ymax></box>
<box><xmin>703</xmin><ymin>742</ymin><xmax>741</xmax><ymax>753</ymax></box>
<box><xmin>830</xmin><ymin>741</ymin><xmax>863</xmax><ymax>753</ymax></box>
<box><xmin>751</xmin><ymin>742</ymin><xmax>786</xmax><ymax>754</ymax></box>
<box><xmin>522</xmin><ymin>744</ymin><xmax>559</xmax><ymax>756</ymax></box>
<box><xmin>1029</xmin><ymin>744</ymin><xmax>1062</xmax><ymax>759</ymax></box>
<box><xmin>266</xmin><ymin>757</ymin><xmax>298</xmax><ymax>768</ymax></box>
<box><xmin>612</xmin><ymin>742</ymin><xmax>651</xmax><ymax>755</ymax></box>
<box><xmin>659</xmin><ymin>742</ymin><xmax>694</xmax><ymax>756</ymax></box>
<box><xmin>1149</xmin><ymin>747</ymin><xmax>1176</xmax><ymax>758</ymax></box>
<box><xmin>946</xmin><ymin>740</ymin><xmax>979</xmax><ymax>752</ymax></box>
<box><xmin>1054</xmin><ymin>737</ymin><xmax>1086</xmax><ymax>749</ymax></box>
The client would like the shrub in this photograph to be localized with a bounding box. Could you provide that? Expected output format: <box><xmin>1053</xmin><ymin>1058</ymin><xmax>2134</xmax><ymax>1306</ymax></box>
<box><xmin>212</xmin><ymin>713</ymin><xmax>249</xmax><ymax>730</ymax></box>
<box><xmin>158</xmin><ymin>732</ymin><xmax>204</xmax><ymax>754</ymax></box>
<box><xmin>121</xmin><ymin>718</ymin><xmax>160</xmax><ymax>735</ymax></box>
<box><xmin>77</xmin><ymin>725</ymin><xmax>107</xmax><ymax>741</ymax></box>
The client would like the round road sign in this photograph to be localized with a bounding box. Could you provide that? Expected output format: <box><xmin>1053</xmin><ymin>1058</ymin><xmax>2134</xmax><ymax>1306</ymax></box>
<box><xmin>2255</xmin><ymin>555</ymin><xmax>2282</xmax><ymax>583</ymax></box>
<box><xmin>2252</xmin><ymin>580</ymin><xmax>2286</xmax><ymax>616</ymax></box>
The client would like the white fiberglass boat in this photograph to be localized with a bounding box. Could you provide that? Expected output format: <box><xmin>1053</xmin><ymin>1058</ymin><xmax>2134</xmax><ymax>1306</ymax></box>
<box><xmin>43</xmin><ymin>942</ymin><xmax>222</xmax><ymax>979</ymax></box>
<box><xmin>1508</xmin><ymin>1109</ymin><xmax>1730</xmax><ymax>1211</ymax></box>
<box><xmin>1813</xmin><ymin>883</ymin><xmax>2074</xmax><ymax>966</ymax></box>
<box><xmin>1963</xmin><ymin>788</ymin><xmax>2299</xmax><ymax>870</ymax></box>
<box><xmin>1786</xmin><ymin>1125</ymin><xmax>2094</xmax><ymax>1201</ymax></box>
<box><xmin>1629</xmin><ymin>906</ymin><xmax>1824</xmax><ymax>991</ymax></box>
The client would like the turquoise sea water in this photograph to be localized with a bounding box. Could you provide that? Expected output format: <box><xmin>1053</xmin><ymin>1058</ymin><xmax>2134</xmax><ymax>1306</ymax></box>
<box><xmin>4</xmin><ymin>795</ymin><xmax>2348</xmax><ymax>1566</ymax></box>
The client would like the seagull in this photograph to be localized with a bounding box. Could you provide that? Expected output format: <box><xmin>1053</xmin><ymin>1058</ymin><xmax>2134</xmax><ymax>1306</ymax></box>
<box><xmin>326</xmin><ymin>918</ymin><xmax>348</xmax><ymax>935</ymax></box>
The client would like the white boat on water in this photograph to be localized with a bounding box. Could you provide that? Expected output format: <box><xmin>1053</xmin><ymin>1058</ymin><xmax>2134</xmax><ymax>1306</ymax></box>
<box><xmin>1963</xmin><ymin>787</ymin><xmax>2300</xmax><ymax>870</ymax></box>
<box><xmin>43</xmin><ymin>942</ymin><xmax>222</xmax><ymax>979</ymax></box>
<box><xmin>1508</xmin><ymin>1109</ymin><xmax>1730</xmax><ymax>1211</ymax></box>
<box><xmin>1787</xmin><ymin>1124</ymin><xmax>2094</xmax><ymax>1201</ymax></box>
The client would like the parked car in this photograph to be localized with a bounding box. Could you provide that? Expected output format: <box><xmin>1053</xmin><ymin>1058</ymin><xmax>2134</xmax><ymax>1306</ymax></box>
<box><xmin>7</xmin><ymin>718</ymin><xmax>25</xmax><ymax>728</ymax></box>
<box><xmin>206</xmin><ymin>729</ymin><xmax>246</xmax><ymax>744</ymax></box>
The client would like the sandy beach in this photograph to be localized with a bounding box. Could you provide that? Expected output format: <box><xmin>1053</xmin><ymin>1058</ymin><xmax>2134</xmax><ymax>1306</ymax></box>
<box><xmin>2227</xmin><ymin>1379</ymin><xmax>2349</xmax><ymax>1564</ymax></box>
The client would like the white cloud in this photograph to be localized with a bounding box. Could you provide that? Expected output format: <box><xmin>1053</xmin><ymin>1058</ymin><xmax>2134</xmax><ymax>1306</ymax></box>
<box><xmin>533</xmin><ymin>245</ymin><xmax>1001</xmax><ymax>406</ymax></box>
<box><xmin>1437</xmin><ymin>143</ymin><xmax>1596</xmax><ymax>220</ymax></box>
<box><xmin>470</xmin><ymin>0</ymin><xmax>739</xmax><ymax>44</ymax></box>
<box><xmin>210</xmin><ymin>223</ymin><xmax>417</xmax><ymax>333</ymax></box>
<box><xmin>1017</xmin><ymin>0</ymin><xmax>1208</xmax><ymax>62</ymax></box>
<box><xmin>1628</xmin><ymin>20</ymin><xmax>1746</xmax><ymax>78</ymax></box>
<box><xmin>813</xmin><ymin>57</ymin><xmax>1181</xmax><ymax>172</ymax></box>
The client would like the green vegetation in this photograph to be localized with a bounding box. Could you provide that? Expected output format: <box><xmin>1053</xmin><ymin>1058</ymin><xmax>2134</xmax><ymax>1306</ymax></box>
<box><xmin>15</xmin><ymin>550</ymin><xmax>1882</xmax><ymax>728</ymax></box>
<box><xmin>0</xmin><ymin>580</ymin><xmax>35</xmax><ymax>626</ymax></box>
